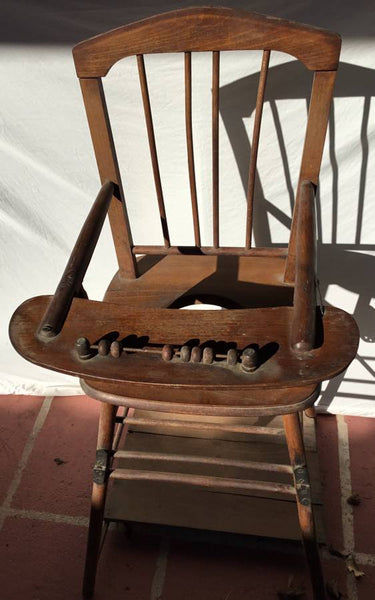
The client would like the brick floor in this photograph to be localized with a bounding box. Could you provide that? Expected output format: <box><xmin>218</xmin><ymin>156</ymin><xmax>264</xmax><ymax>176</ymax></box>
<box><xmin>13</xmin><ymin>396</ymin><xmax>99</xmax><ymax>516</ymax></box>
<box><xmin>0</xmin><ymin>395</ymin><xmax>43</xmax><ymax>503</ymax></box>
<box><xmin>346</xmin><ymin>416</ymin><xmax>375</xmax><ymax>555</ymax></box>
<box><xmin>1</xmin><ymin>394</ymin><xmax>375</xmax><ymax>599</ymax></box>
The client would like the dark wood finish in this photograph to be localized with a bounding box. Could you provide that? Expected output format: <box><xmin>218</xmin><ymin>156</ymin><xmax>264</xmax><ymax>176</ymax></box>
<box><xmin>73</xmin><ymin>7</ymin><xmax>341</xmax><ymax>77</ymax></box>
<box><xmin>305</xmin><ymin>406</ymin><xmax>316</xmax><ymax>419</ymax></box>
<box><xmin>9</xmin><ymin>8</ymin><xmax>354</xmax><ymax>599</ymax></box>
<box><xmin>107</xmin><ymin>483</ymin><xmax>324</xmax><ymax>542</ymax></box>
<box><xmin>83</xmin><ymin>402</ymin><xmax>117</xmax><ymax>599</ymax></box>
<box><xmin>76</xmin><ymin>337</ymin><xmax>92</xmax><ymax>360</ymax></box>
<box><xmin>285</xmin><ymin>71</ymin><xmax>337</xmax><ymax>282</ymax></box>
<box><xmin>131</xmin><ymin>245</ymin><xmax>287</xmax><ymax>256</ymax></box>
<box><xmin>38</xmin><ymin>181</ymin><xmax>114</xmax><ymax>338</ymax></box>
<box><xmin>241</xmin><ymin>347</ymin><xmax>258</xmax><ymax>372</ymax></box>
<box><xmin>79</xmin><ymin>78</ymin><xmax>136</xmax><ymax>278</ymax></box>
<box><xmin>110</xmin><ymin>341</ymin><xmax>121</xmax><ymax>358</ymax></box>
<box><xmin>122</xmin><ymin>416</ymin><xmax>285</xmax><ymax>436</ymax></box>
<box><xmin>291</xmin><ymin>181</ymin><xmax>317</xmax><ymax>352</ymax></box>
<box><xmin>191</xmin><ymin>345</ymin><xmax>202</xmax><ymax>363</ymax></box>
<box><xmin>185</xmin><ymin>51</ymin><xmax>201</xmax><ymax>247</ymax></box>
<box><xmin>98</xmin><ymin>339</ymin><xmax>110</xmax><ymax>356</ymax></box>
<box><xmin>81</xmin><ymin>378</ymin><xmax>320</xmax><ymax>417</ymax></box>
<box><xmin>104</xmin><ymin>254</ymin><xmax>292</xmax><ymax>311</ymax></box>
<box><xmin>283</xmin><ymin>413</ymin><xmax>326</xmax><ymax>599</ymax></box>
<box><xmin>75</xmin><ymin>8</ymin><xmax>339</xmax><ymax>272</ymax></box>
<box><xmin>114</xmin><ymin>449</ymin><xmax>293</xmax><ymax>474</ymax></box>
<box><xmin>110</xmin><ymin>468</ymin><xmax>296</xmax><ymax>496</ymax></box>
<box><xmin>212</xmin><ymin>50</ymin><xmax>220</xmax><ymax>248</ymax></box>
<box><xmin>106</xmin><ymin>421</ymin><xmax>324</xmax><ymax>541</ymax></box>
<box><xmin>245</xmin><ymin>49</ymin><xmax>270</xmax><ymax>249</ymax></box>
<box><xmin>162</xmin><ymin>344</ymin><xmax>174</xmax><ymax>361</ymax></box>
<box><xmin>202</xmin><ymin>346</ymin><xmax>214</xmax><ymax>364</ymax></box>
<box><xmin>137</xmin><ymin>54</ymin><xmax>170</xmax><ymax>247</ymax></box>
<box><xmin>227</xmin><ymin>348</ymin><xmax>237</xmax><ymax>366</ymax></box>
<box><xmin>10</xmin><ymin>296</ymin><xmax>359</xmax><ymax>392</ymax></box>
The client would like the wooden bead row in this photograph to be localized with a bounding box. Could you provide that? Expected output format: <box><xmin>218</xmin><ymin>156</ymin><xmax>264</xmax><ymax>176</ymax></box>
<box><xmin>75</xmin><ymin>338</ymin><xmax>258</xmax><ymax>372</ymax></box>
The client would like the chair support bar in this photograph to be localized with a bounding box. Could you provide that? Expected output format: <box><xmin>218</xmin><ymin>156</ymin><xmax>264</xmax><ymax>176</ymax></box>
<box><xmin>123</xmin><ymin>416</ymin><xmax>285</xmax><ymax>436</ymax></box>
<box><xmin>114</xmin><ymin>449</ymin><xmax>293</xmax><ymax>473</ymax></box>
<box><xmin>38</xmin><ymin>180</ymin><xmax>114</xmax><ymax>338</ymax></box>
<box><xmin>290</xmin><ymin>181</ymin><xmax>317</xmax><ymax>353</ymax></box>
<box><xmin>110</xmin><ymin>469</ymin><xmax>296</xmax><ymax>496</ymax></box>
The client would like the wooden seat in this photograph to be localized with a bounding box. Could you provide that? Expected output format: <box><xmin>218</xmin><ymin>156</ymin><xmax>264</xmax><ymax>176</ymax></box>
<box><xmin>105</xmin><ymin>253</ymin><xmax>293</xmax><ymax>309</ymax></box>
<box><xmin>9</xmin><ymin>7</ymin><xmax>358</xmax><ymax>600</ymax></box>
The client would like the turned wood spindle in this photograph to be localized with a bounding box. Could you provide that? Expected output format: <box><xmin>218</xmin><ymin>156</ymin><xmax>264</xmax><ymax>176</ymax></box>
<box><xmin>180</xmin><ymin>345</ymin><xmax>191</xmax><ymax>362</ymax></box>
<box><xmin>98</xmin><ymin>339</ymin><xmax>111</xmax><ymax>356</ymax></box>
<box><xmin>162</xmin><ymin>344</ymin><xmax>174</xmax><ymax>361</ymax></box>
<box><xmin>110</xmin><ymin>341</ymin><xmax>121</xmax><ymax>358</ymax></box>
<box><xmin>241</xmin><ymin>347</ymin><xmax>258</xmax><ymax>372</ymax></box>
<box><xmin>202</xmin><ymin>347</ymin><xmax>214</xmax><ymax>364</ymax></box>
<box><xmin>76</xmin><ymin>337</ymin><xmax>92</xmax><ymax>360</ymax></box>
<box><xmin>191</xmin><ymin>346</ymin><xmax>202</xmax><ymax>363</ymax></box>
<box><xmin>227</xmin><ymin>348</ymin><xmax>238</xmax><ymax>366</ymax></box>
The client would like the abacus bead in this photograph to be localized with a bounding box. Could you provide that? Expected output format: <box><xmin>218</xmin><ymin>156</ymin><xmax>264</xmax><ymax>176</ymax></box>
<box><xmin>202</xmin><ymin>347</ymin><xmax>214</xmax><ymax>364</ymax></box>
<box><xmin>75</xmin><ymin>337</ymin><xmax>91</xmax><ymax>360</ymax></box>
<box><xmin>241</xmin><ymin>347</ymin><xmax>258</xmax><ymax>372</ymax></box>
<box><xmin>110</xmin><ymin>341</ymin><xmax>121</xmax><ymax>358</ymax></box>
<box><xmin>191</xmin><ymin>346</ymin><xmax>202</xmax><ymax>363</ymax></box>
<box><xmin>180</xmin><ymin>345</ymin><xmax>191</xmax><ymax>362</ymax></box>
<box><xmin>227</xmin><ymin>348</ymin><xmax>238</xmax><ymax>366</ymax></box>
<box><xmin>98</xmin><ymin>339</ymin><xmax>110</xmax><ymax>356</ymax></box>
<box><xmin>162</xmin><ymin>344</ymin><xmax>174</xmax><ymax>361</ymax></box>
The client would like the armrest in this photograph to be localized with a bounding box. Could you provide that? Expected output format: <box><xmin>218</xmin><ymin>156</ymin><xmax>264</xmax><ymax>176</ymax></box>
<box><xmin>39</xmin><ymin>180</ymin><xmax>115</xmax><ymax>339</ymax></box>
<box><xmin>290</xmin><ymin>180</ymin><xmax>317</xmax><ymax>352</ymax></box>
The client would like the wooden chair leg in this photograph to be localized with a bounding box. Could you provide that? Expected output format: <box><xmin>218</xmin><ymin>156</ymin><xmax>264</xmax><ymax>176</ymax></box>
<box><xmin>283</xmin><ymin>412</ymin><xmax>326</xmax><ymax>600</ymax></box>
<box><xmin>82</xmin><ymin>403</ymin><xmax>117</xmax><ymax>599</ymax></box>
<box><xmin>304</xmin><ymin>406</ymin><xmax>316</xmax><ymax>419</ymax></box>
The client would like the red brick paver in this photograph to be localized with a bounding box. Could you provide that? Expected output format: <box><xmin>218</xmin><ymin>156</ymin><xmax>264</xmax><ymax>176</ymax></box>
<box><xmin>0</xmin><ymin>395</ymin><xmax>43</xmax><ymax>503</ymax></box>
<box><xmin>1</xmin><ymin>395</ymin><xmax>375</xmax><ymax>599</ymax></box>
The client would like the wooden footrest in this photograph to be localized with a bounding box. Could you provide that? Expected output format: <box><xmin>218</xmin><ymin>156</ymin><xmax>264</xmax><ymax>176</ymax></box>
<box><xmin>110</xmin><ymin>468</ymin><xmax>296</xmax><ymax>496</ymax></box>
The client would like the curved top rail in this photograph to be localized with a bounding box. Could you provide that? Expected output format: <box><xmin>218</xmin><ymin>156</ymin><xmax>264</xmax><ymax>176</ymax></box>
<box><xmin>73</xmin><ymin>6</ymin><xmax>341</xmax><ymax>77</ymax></box>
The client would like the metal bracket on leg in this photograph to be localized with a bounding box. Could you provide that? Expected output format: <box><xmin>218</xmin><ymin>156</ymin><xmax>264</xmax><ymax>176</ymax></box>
<box><xmin>93</xmin><ymin>449</ymin><xmax>111</xmax><ymax>485</ymax></box>
<box><xmin>294</xmin><ymin>465</ymin><xmax>311</xmax><ymax>507</ymax></box>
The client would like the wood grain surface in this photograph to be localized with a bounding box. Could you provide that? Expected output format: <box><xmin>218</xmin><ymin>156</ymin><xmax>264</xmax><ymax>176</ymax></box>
<box><xmin>10</xmin><ymin>295</ymin><xmax>358</xmax><ymax>391</ymax></box>
<box><xmin>73</xmin><ymin>7</ymin><xmax>341</xmax><ymax>77</ymax></box>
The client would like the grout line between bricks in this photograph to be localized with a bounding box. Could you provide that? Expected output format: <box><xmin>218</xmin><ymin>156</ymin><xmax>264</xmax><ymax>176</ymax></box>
<box><xmin>337</xmin><ymin>415</ymin><xmax>358</xmax><ymax>600</ymax></box>
<box><xmin>354</xmin><ymin>552</ymin><xmax>375</xmax><ymax>566</ymax></box>
<box><xmin>0</xmin><ymin>395</ymin><xmax>53</xmax><ymax>531</ymax></box>
<box><xmin>150</xmin><ymin>536</ymin><xmax>169</xmax><ymax>600</ymax></box>
<box><xmin>0</xmin><ymin>506</ymin><xmax>88</xmax><ymax>527</ymax></box>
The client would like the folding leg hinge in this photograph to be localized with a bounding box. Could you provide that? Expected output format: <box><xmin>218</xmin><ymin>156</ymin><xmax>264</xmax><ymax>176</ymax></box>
<box><xmin>294</xmin><ymin>465</ymin><xmax>311</xmax><ymax>507</ymax></box>
<box><xmin>93</xmin><ymin>449</ymin><xmax>111</xmax><ymax>485</ymax></box>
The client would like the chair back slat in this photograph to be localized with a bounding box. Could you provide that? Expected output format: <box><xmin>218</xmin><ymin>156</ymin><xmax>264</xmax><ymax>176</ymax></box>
<box><xmin>74</xmin><ymin>8</ymin><xmax>341</xmax><ymax>273</ymax></box>
<box><xmin>79</xmin><ymin>77</ymin><xmax>137</xmax><ymax>278</ymax></box>
<box><xmin>137</xmin><ymin>54</ymin><xmax>170</xmax><ymax>247</ymax></box>
<box><xmin>184</xmin><ymin>52</ymin><xmax>201</xmax><ymax>247</ymax></box>
<box><xmin>245</xmin><ymin>50</ymin><xmax>270</xmax><ymax>249</ymax></box>
<box><xmin>212</xmin><ymin>51</ymin><xmax>220</xmax><ymax>248</ymax></box>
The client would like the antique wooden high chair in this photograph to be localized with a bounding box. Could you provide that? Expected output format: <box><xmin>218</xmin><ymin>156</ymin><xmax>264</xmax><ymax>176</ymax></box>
<box><xmin>10</xmin><ymin>7</ymin><xmax>359</xmax><ymax>600</ymax></box>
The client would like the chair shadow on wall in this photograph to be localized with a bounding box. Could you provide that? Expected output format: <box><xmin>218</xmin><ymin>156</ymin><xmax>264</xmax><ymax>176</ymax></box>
<box><xmin>220</xmin><ymin>60</ymin><xmax>375</xmax><ymax>411</ymax></box>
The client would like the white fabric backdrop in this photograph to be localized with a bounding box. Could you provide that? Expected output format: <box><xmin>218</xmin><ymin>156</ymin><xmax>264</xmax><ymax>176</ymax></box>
<box><xmin>1</xmin><ymin>1</ymin><xmax>375</xmax><ymax>416</ymax></box>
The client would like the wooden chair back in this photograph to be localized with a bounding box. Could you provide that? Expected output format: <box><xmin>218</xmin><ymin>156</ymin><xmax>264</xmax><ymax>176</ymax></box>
<box><xmin>73</xmin><ymin>7</ymin><xmax>341</xmax><ymax>280</ymax></box>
